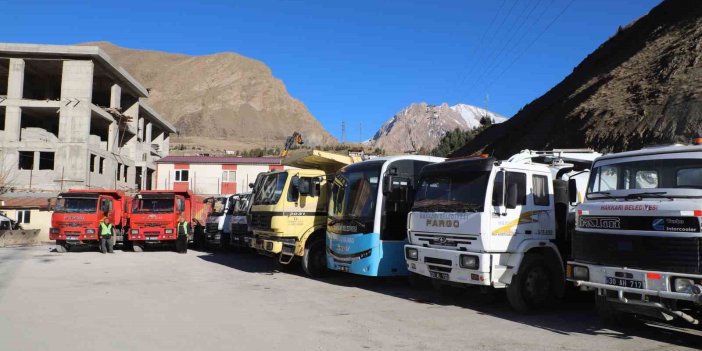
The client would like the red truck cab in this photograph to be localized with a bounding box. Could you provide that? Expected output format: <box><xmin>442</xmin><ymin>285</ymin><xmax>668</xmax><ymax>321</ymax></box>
<box><xmin>128</xmin><ymin>190</ymin><xmax>210</xmax><ymax>252</ymax></box>
<box><xmin>49</xmin><ymin>190</ymin><xmax>131</xmax><ymax>253</ymax></box>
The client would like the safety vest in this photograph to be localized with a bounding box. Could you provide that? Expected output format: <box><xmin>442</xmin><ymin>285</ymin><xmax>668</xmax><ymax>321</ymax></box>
<box><xmin>99</xmin><ymin>222</ymin><xmax>113</xmax><ymax>236</ymax></box>
<box><xmin>178</xmin><ymin>221</ymin><xmax>189</xmax><ymax>236</ymax></box>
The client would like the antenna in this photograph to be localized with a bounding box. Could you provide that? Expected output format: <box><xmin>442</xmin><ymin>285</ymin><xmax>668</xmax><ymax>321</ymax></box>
<box><xmin>359</xmin><ymin>122</ymin><xmax>362</xmax><ymax>143</ymax></box>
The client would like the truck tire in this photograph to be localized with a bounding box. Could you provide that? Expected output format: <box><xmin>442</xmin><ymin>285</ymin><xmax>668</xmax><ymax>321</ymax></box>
<box><xmin>506</xmin><ymin>254</ymin><xmax>554</xmax><ymax>313</ymax></box>
<box><xmin>56</xmin><ymin>241</ymin><xmax>68</xmax><ymax>253</ymax></box>
<box><xmin>302</xmin><ymin>238</ymin><xmax>327</xmax><ymax>278</ymax></box>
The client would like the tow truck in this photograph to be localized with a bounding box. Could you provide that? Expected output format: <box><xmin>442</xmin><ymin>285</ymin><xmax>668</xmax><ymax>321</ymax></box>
<box><xmin>49</xmin><ymin>190</ymin><xmax>131</xmax><ymax>253</ymax></box>
<box><xmin>568</xmin><ymin>142</ymin><xmax>702</xmax><ymax>327</ymax></box>
<box><xmin>405</xmin><ymin>150</ymin><xmax>599</xmax><ymax>312</ymax></box>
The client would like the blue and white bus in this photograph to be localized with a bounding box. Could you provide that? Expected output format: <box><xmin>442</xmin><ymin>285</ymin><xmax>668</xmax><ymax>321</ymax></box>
<box><xmin>326</xmin><ymin>155</ymin><xmax>443</xmax><ymax>276</ymax></box>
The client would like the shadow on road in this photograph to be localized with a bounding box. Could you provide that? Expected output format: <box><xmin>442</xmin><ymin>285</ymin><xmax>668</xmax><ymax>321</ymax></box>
<box><xmin>196</xmin><ymin>249</ymin><xmax>702</xmax><ymax>348</ymax></box>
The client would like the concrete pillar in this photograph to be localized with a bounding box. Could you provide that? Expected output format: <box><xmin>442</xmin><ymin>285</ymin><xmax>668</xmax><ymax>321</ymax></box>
<box><xmin>57</xmin><ymin>60</ymin><xmax>94</xmax><ymax>187</ymax></box>
<box><xmin>110</xmin><ymin>84</ymin><xmax>121</xmax><ymax>109</ymax></box>
<box><xmin>4</xmin><ymin>59</ymin><xmax>25</xmax><ymax>141</ymax></box>
<box><xmin>163</xmin><ymin>133</ymin><xmax>170</xmax><ymax>156</ymax></box>
<box><xmin>108</xmin><ymin>122</ymin><xmax>117</xmax><ymax>152</ymax></box>
<box><xmin>145</xmin><ymin>122</ymin><xmax>152</xmax><ymax>144</ymax></box>
<box><xmin>7</xmin><ymin>59</ymin><xmax>24</xmax><ymax>99</ymax></box>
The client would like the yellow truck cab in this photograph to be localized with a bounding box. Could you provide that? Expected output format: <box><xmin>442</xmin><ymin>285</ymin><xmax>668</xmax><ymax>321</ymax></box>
<box><xmin>250</xmin><ymin>150</ymin><xmax>361</xmax><ymax>277</ymax></box>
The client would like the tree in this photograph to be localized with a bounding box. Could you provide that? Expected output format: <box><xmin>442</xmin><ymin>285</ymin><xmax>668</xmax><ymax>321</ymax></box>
<box><xmin>430</xmin><ymin>128</ymin><xmax>475</xmax><ymax>157</ymax></box>
<box><xmin>0</xmin><ymin>154</ymin><xmax>16</xmax><ymax>195</ymax></box>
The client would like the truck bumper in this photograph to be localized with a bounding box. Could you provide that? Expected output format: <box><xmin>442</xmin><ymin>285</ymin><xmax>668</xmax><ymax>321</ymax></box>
<box><xmin>254</xmin><ymin>235</ymin><xmax>283</xmax><ymax>255</ymax></box>
<box><xmin>405</xmin><ymin>244</ymin><xmax>492</xmax><ymax>286</ymax></box>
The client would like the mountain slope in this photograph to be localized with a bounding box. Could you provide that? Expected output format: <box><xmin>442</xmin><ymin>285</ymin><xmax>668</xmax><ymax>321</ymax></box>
<box><xmin>454</xmin><ymin>0</ymin><xmax>702</xmax><ymax>158</ymax></box>
<box><xmin>371</xmin><ymin>102</ymin><xmax>505</xmax><ymax>153</ymax></box>
<box><xmin>81</xmin><ymin>42</ymin><xmax>335</xmax><ymax>151</ymax></box>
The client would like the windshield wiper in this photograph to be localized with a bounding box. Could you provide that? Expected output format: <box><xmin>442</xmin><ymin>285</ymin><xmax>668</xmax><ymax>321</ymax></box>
<box><xmin>624</xmin><ymin>191</ymin><xmax>674</xmax><ymax>200</ymax></box>
<box><xmin>587</xmin><ymin>192</ymin><xmax>619</xmax><ymax>200</ymax></box>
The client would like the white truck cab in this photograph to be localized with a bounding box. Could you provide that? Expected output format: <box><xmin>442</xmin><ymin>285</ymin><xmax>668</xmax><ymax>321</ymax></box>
<box><xmin>205</xmin><ymin>194</ymin><xmax>236</xmax><ymax>248</ymax></box>
<box><xmin>405</xmin><ymin>150</ymin><xmax>599</xmax><ymax>312</ymax></box>
<box><xmin>568</xmin><ymin>143</ymin><xmax>702</xmax><ymax>326</ymax></box>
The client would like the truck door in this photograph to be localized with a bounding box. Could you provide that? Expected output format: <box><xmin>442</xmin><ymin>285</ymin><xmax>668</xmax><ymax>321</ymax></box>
<box><xmin>531</xmin><ymin>173</ymin><xmax>555</xmax><ymax>238</ymax></box>
<box><xmin>490</xmin><ymin>170</ymin><xmax>529</xmax><ymax>248</ymax></box>
<box><xmin>99</xmin><ymin>197</ymin><xmax>115</xmax><ymax>222</ymax></box>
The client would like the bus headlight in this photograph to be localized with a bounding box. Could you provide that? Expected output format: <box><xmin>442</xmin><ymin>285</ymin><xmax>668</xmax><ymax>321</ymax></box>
<box><xmin>459</xmin><ymin>255</ymin><xmax>479</xmax><ymax>269</ymax></box>
<box><xmin>405</xmin><ymin>247</ymin><xmax>418</xmax><ymax>261</ymax></box>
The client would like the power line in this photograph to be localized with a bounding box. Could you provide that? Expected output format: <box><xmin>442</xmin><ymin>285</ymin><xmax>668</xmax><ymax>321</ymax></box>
<box><xmin>483</xmin><ymin>0</ymin><xmax>576</xmax><ymax>91</ymax></box>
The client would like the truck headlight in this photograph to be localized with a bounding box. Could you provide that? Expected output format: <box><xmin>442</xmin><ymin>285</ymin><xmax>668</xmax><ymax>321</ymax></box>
<box><xmin>405</xmin><ymin>247</ymin><xmax>418</xmax><ymax>261</ymax></box>
<box><xmin>572</xmin><ymin>266</ymin><xmax>589</xmax><ymax>280</ymax></box>
<box><xmin>50</xmin><ymin>228</ymin><xmax>60</xmax><ymax>234</ymax></box>
<box><xmin>459</xmin><ymin>255</ymin><xmax>479</xmax><ymax>269</ymax></box>
<box><xmin>674</xmin><ymin>278</ymin><xmax>696</xmax><ymax>294</ymax></box>
<box><xmin>165</xmin><ymin>229</ymin><xmax>174</xmax><ymax>234</ymax></box>
<box><xmin>86</xmin><ymin>229</ymin><xmax>96</xmax><ymax>234</ymax></box>
<box><xmin>131</xmin><ymin>229</ymin><xmax>139</xmax><ymax>234</ymax></box>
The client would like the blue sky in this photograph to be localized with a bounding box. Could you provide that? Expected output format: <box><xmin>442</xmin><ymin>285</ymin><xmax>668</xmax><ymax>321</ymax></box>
<box><xmin>3</xmin><ymin>0</ymin><xmax>661</xmax><ymax>141</ymax></box>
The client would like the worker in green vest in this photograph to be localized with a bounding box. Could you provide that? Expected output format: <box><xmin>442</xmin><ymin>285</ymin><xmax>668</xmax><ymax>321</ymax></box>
<box><xmin>99</xmin><ymin>217</ymin><xmax>115</xmax><ymax>254</ymax></box>
<box><xmin>176</xmin><ymin>215</ymin><xmax>189</xmax><ymax>254</ymax></box>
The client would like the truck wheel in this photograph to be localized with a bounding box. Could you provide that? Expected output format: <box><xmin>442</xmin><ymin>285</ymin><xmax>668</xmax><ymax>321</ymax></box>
<box><xmin>302</xmin><ymin>239</ymin><xmax>327</xmax><ymax>278</ymax></box>
<box><xmin>56</xmin><ymin>241</ymin><xmax>68</xmax><ymax>253</ymax></box>
<box><xmin>133</xmin><ymin>244</ymin><xmax>144</xmax><ymax>252</ymax></box>
<box><xmin>506</xmin><ymin>255</ymin><xmax>553</xmax><ymax>313</ymax></box>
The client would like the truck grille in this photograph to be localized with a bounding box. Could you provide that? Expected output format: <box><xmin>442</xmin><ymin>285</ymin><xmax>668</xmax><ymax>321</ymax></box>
<box><xmin>572</xmin><ymin>231</ymin><xmax>701</xmax><ymax>274</ymax></box>
<box><xmin>231</xmin><ymin>223</ymin><xmax>248</xmax><ymax>235</ymax></box>
<box><xmin>250</xmin><ymin>212</ymin><xmax>272</xmax><ymax>231</ymax></box>
<box><xmin>206</xmin><ymin>223</ymin><xmax>219</xmax><ymax>233</ymax></box>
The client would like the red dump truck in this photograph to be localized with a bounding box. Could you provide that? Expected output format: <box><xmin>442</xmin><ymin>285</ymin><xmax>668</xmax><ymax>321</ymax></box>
<box><xmin>128</xmin><ymin>190</ymin><xmax>210</xmax><ymax>252</ymax></box>
<box><xmin>49</xmin><ymin>189</ymin><xmax>131</xmax><ymax>253</ymax></box>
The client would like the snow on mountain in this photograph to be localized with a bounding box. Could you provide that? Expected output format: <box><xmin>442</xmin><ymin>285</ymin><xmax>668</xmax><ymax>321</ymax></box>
<box><xmin>450</xmin><ymin>104</ymin><xmax>507</xmax><ymax>129</ymax></box>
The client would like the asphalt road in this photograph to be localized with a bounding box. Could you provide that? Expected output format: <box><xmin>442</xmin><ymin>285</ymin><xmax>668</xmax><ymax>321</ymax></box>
<box><xmin>0</xmin><ymin>245</ymin><xmax>700</xmax><ymax>351</ymax></box>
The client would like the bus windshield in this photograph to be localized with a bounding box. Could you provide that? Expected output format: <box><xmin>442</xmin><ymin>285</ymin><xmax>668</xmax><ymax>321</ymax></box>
<box><xmin>413</xmin><ymin>172</ymin><xmax>490</xmax><ymax>212</ymax></box>
<box><xmin>132</xmin><ymin>198</ymin><xmax>175</xmax><ymax>213</ymax></box>
<box><xmin>329</xmin><ymin>165</ymin><xmax>381</xmax><ymax>221</ymax></box>
<box><xmin>253</xmin><ymin>173</ymin><xmax>288</xmax><ymax>205</ymax></box>
<box><xmin>55</xmin><ymin>197</ymin><xmax>98</xmax><ymax>213</ymax></box>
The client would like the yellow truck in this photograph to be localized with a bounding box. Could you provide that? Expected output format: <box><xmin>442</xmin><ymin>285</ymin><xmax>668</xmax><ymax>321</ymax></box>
<box><xmin>250</xmin><ymin>150</ymin><xmax>361</xmax><ymax>277</ymax></box>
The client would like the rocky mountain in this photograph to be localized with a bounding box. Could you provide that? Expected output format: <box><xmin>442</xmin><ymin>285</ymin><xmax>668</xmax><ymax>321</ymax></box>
<box><xmin>81</xmin><ymin>42</ymin><xmax>336</xmax><ymax>152</ymax></box>
<box><xmin>454</xmin><ymin>0</ymin><xmax>702</xmax><ymax>158</ymax></box>
<box><xmin>370</xmin><ymin>102</ymin><xmax>506</xmax><ymax>153</ymax></box>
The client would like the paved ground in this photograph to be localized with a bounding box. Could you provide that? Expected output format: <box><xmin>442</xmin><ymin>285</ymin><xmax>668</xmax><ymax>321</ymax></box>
<box><xmin>0</xmin><ymin>245</ymin><xmax>700</xmax><ymax>351</ymax></box>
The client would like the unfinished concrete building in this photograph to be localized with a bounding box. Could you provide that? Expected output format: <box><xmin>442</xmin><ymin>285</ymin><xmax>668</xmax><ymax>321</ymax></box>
<box><xmin>0</xmin><ymin>43</ymin><xmax>176</xmax><ymax>192</ymax></box>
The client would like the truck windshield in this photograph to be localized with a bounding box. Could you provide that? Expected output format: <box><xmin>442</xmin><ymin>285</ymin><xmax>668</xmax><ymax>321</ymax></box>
<box><xmin>132</xmin><ymin>198</ymin><xmax>175</xmax><ymax>213</ymax></box>
<box><xmin>211</xmin><ymin>197</ymin><xmax>227</xmax><ymax>215</ymax></box>
<box><xmin>329</xmin><ymin>164</ymin><xmax>381</xmax><ymax>221</ymax></box>
<box><xmin>253</xmin><ymin>173</ymin><xmax>288</xmax><ymax>205</ymax></box>
<box><xmin>55</xmin><ymin>198</ymin><xmax>98</xmax><ymax>213</ymax></box>
<box><xmin>413</xmin><ymin>172</ymin><xmax>490</xmax><ymax>212</ymax></box>
<box><xmin>232</xmin><ymin>195</ymin><xmax>251</xmax><ymax>215</ymax></box>
<box><xmin>587</xmin><ymin>158</ymin><xmax>702</xmax><ymax>198</ymax></box>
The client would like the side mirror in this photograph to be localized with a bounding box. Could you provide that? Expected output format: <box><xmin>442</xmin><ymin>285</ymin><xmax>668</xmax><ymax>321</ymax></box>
<box><xmin>568</xmin><ymin>178</ymin><xmax>578</xmax><ymax>204</ymax></box>
<box><xmin>47</xmin><ymin>198</ymin><xmax>55</xmax><ymax>211</ymax></box>
<box><xmin>248</xmin><ymin>182</ymin><xmax>254</xmax><ymax>189</ymax></box>
<box><xmin>505</xmin><ymin>183</ymin><xmax>519</xmax><ymax>209</ymax></box>
<box><xmin>382</xmin><ymin>175</ymin><xmax>393</xmax><ymax>195</ymax></box>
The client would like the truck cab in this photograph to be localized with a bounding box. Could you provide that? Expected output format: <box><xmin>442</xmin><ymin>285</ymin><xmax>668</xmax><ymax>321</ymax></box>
<box><xmin>568</xmin><ymin>143</ymin><xmax>702</xmax><ymax>327</ymax></box>
<box><xmin>128</xmin><ymin>190</ymin><xmax>209</xmax><ymax>252</ymax></box>
<box><xmin>49</xmin><ymin>190</ymin><xmax>130</xmax><ymax>253</ymax></box>
<box><xmin>204</xmin><ymin>194</ymin><xmax>236</xmax><ymax>249</ymax></box>
<box><xmin>228</xmin><ymin>193</ymin><xmax>253</xmax><ymax>249</ymax></box>
<box><xmin>405</xmin><ymin>150</ymin><xmax>598</xmax><ymax>312</ymax></box>
<box><xmin>250</xmin><ymin>150</ymin><xmax>360</xmax><ymax>277</ymax></box>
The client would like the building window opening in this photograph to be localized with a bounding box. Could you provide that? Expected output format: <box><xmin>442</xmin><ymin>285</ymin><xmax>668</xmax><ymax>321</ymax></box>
<box><xmin>123</xmin><ymin>165</ymin><xmax>129</xmax><ymax>182</ymax></box>
<box><xmin>20</xmin><ymin>108</ymin><xmax>60</xmax><ymax>141</ymax></box>
<box><xmin>39</xmin><ymin>152</ymin><xmax>55</xmax><ymax>170</ymax></box>
<box><xmin>0</xmin><ymin>106</ymin><xmax>6</xmax><ymax>130</ymax></box>
<box><xmin>18</xmin><ymin>151</ymin><xmax>34</xmax><ymax>170</ymax></box>
<box><xmin>222</xmin><ymin>170</ymin><xmax>236</xmax><ymax>182</ymax></box>
<box><xmin>117</xmin><ymin>163</ymin><xmax>122</xmax><ymax>181</ymax></box>
<box><xmin>22</xmin><ymin>60</ymin><xmax>62</xmax><ymax>100</ymax></box>
<box><xmin>90</xmin><ymin>154</ymin><xmax>96</xmax><ymax>173</ymax></box>
<box><xmin>175</xmin><ymin>170</ymin><xmax>189</xmax><ymax>182</ymax></box>
<box><xmin>16</xmin><ymin>210</ymin><xmax>31</xmax><ymax>224</ymax></box>
<box><xmin>99</xmin><ymin>157</ymin><xmax>105</xmax><ymax>174</ymax></box>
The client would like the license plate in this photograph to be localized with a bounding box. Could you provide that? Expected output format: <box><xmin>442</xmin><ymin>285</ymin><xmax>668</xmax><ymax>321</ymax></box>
<box><xmin>146</xmin><ymin>236</ymin><xmax>159</xmax><ymax>241</ymax></box>
<box><xmin>430</xmin><ymin>272</ymin><xmax>450</xmax><ymax>280</ymax></box>
<box><xmin>67</xmin><ymin>236</ymin><xmax>78</xmax><ymax>240</ymax></box>
<box><xmin>337</xmin><ymin>265</ymin><xmax>349</xmax><ymax>272</ymax></box>
<box><xmin>606</xmin><ymin>276</ymin><xmax>643</xmax><ymax>289</ymax></box>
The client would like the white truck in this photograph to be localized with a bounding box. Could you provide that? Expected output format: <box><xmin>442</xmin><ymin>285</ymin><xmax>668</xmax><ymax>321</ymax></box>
<box><xmin>204</xmin><ymin>194</ymin><xmax>236</xmax><ymax>249</ymax></box>
<box><xmin>568</xmin><ymin>143</ymin><xmax>702</xmax><ymax>327</ymax></box>
<box><xmin>405</xmin><ymin>150</ymin><xmax>599</xmax><ymax>312</ymax></box>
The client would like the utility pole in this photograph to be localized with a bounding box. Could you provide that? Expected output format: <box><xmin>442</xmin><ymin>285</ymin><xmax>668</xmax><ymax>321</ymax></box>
<box><xmin>341</xmin><ymin>121</ymin><xmax>346</xmax><ymax>144</ymax></box>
